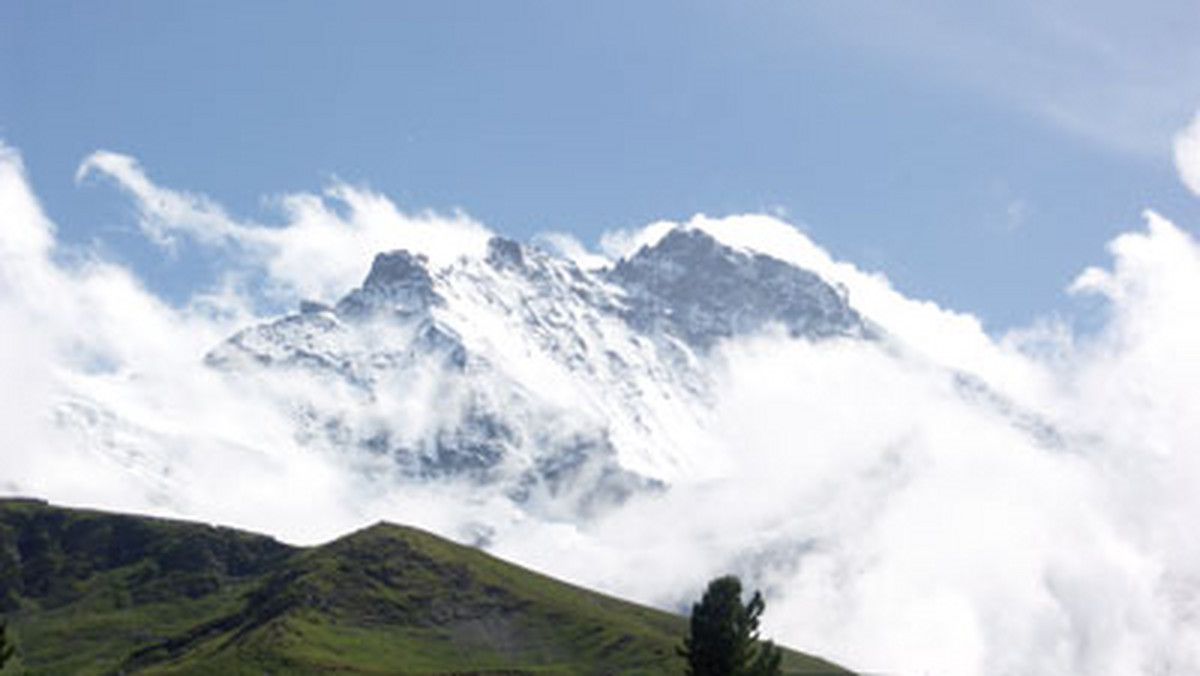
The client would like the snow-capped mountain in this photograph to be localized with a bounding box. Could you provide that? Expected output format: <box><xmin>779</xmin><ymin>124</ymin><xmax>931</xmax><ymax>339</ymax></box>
<box><xmin>202</xmin><ymin>226</ymin><xmax>869</xmax><ymax>517</ymax></box>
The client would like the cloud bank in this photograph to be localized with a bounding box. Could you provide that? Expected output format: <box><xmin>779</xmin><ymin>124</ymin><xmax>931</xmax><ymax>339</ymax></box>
<box><xmin>5</xmin><ymin>141</ymin><xmax>1200</xmax><ymax>675</ymax></box>
<box><xmin>505</xmin><ymin>210</ymin><xmax>1200</xmax><ymax>676</ymax></box>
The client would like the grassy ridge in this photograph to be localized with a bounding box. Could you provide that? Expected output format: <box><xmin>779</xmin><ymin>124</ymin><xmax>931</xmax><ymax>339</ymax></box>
<box><xmin>0</xmin><ymin>499</ymin><xmax>850</xmax><ymax>675</ymax></box>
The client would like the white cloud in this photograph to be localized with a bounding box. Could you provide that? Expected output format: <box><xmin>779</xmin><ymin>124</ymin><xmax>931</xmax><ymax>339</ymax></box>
<box><xmin>506</xmin><ymin>210</ymin><xmax>1200</xmax><ymax>675</ymax></box>
<box><xmin>1174</xmin><ymin>111</ymin><xmax>1200</xmax><ymax>197</ymax></box>
<box><xmin>263</xmin><ymin>186</ymin><xmax>492</xmax><ymax>303</ymax></box>
<box><xmin>77</xmin><ymin>150</ymin><xmax>495</xmax><ymax>305</ymax></box>
<box><xmin>597</xmin><ymin>219</ymin><xmax>677</xmax><ymax>261</ymax></box>
<box><xmin>1</xmin><ymin>146</ymin><xmax>368</xmax><ymax>541</ymax></box>
<box><xmin>76</xmin><ymin>151</ymin><xmax>248</xmax><ymax>249</ymax></box>
<box><xmin>0</xmin><ymin>144</ymin><xmax>55</xmax><ymax>268</ymax></box>
<box><xmin>531</xmin><ymin>231</ymin><xmax>610</xmax><ymax>270</ymax></box>
<box><xmin>5</xmin><ymin>145</ymin><xmax>1200</xmax><ymax>674</ymax></box>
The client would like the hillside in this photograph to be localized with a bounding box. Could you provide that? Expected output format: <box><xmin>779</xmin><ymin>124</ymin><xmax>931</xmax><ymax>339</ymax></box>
<box><xmin>0</xmin><ymin>499</ymin><xmax>851</xmax><ymax>675</ymax></box>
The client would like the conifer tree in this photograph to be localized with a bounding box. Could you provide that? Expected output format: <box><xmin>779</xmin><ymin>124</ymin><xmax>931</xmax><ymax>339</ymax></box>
<box><xmin>679</xmin><ymin>575</ymin><xmax>782</xmax><ymax>676</ymax></box>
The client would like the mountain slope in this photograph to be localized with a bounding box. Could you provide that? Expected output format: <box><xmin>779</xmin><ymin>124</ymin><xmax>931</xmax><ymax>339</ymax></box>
<box><xmin>192</xmin><ymin>228</ymin><xmax>868</xmax><ymax>523</ymax></box>
<box><xmin>0</xmin><ymin>499</ymin><xmax>851</xmax><ymax>675</ymax></box>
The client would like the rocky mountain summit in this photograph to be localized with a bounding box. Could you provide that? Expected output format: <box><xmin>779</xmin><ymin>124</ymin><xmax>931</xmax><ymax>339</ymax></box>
<box><xmin>609</xmin><ymin>228</ymin><xmax>865</xmax><ymax>347</ymax></box>
<box><xmin>204</xmin><ymin>227</ymin><xmax>868</xmax><ymax>518</ymax></box>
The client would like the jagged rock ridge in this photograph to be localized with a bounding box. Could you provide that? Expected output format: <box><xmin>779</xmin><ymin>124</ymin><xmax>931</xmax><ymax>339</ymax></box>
<box><xmin>203</xmin><ymin>227</ymin><xmax>868</xmax><ymax>518</ymax></box>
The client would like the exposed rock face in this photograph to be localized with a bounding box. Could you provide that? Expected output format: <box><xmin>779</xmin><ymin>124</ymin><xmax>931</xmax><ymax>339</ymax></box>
<box><xmin>335</xmin><ymin>250</ymin><xmax>442</xmax><ymax>319</ymax></box>
<box><xmin>485</xmin><ymin>236</ymin><xmax>525</xmax><ymax>271</ymax></box>
<box><xmin>609</xmin><ymin>228</ymin><xmax>865</xmax><ymax>348</ymax></box>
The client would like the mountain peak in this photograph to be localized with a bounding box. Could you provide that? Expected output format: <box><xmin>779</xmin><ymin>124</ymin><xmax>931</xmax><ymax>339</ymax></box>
<box><xmin>631</xmin><ymin>227</ymin><xmax>725</xmax><ymax>261</ymax></box>
<box><xmin>363</xmin><ymin>250</ymin><xmax>434</xmax><ymax>289</ymax></box>
<box><xmin>203</xmin><ymin>224</ymin><xmax>872</xmax><ymax>505</ymax></box>
<box><xmin>486</xmin><ymin>236</ymin><xmax>525</xmax><ymax>271</ymax></box>
<box><xmin>335</xmin><ymin>249</ymin><xmax>441</xmax><ymax>318</ymax></box>
<box><xmin>608</xmin><ymin>226</ymin><xmax>865</xmax><ymax>348</ymax></box>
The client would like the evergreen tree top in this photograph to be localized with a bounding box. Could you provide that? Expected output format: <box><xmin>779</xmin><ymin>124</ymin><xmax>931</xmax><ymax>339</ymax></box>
<box><xmin>679</xmin><ymin>575</ymin><xmax>782</xmax><ymax>676</ymax></box>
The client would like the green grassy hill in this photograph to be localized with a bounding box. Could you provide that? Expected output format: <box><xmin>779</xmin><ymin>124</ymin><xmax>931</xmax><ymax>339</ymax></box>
<box><xmin>0</xmin><ymin>498</ymin><xmax>851</xmax><ymax>675</ymax></box>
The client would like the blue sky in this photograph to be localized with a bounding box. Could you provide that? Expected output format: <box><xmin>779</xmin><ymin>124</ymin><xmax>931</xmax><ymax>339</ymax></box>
<box><xmin>3</xmin><ymin>0</ymin><xmax>1199</xmax><ymax>330</ymax></box>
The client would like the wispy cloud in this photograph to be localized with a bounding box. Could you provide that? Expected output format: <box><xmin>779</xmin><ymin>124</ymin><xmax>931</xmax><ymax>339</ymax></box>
<box><xmin>76</xmin><ymin>150</ymin><xmax>495</xmax><ymax>304</ymax></box>
<box><xmin>76</xmin><ymin>152</ymin><xmax>248</xmax><ymax>250</ymax></box>
<box><xmin>800</xmin><ymin>0</ymin><xmax>1200</xmax><ymax>157</ymax></box>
